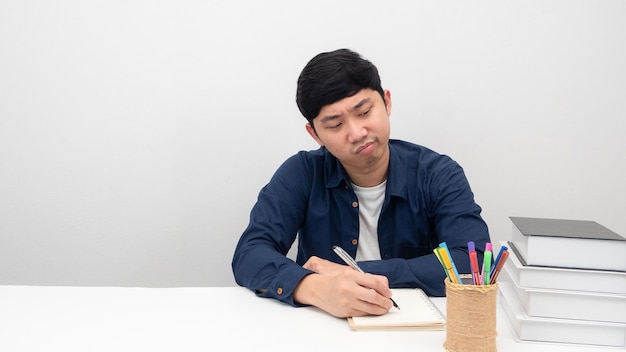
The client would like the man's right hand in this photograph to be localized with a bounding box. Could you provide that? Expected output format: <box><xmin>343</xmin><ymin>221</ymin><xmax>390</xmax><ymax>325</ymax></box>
<box><xmin>294</xmin><ymin>256</ymin><xmax>393</xmax><ymax>318</ymax></box>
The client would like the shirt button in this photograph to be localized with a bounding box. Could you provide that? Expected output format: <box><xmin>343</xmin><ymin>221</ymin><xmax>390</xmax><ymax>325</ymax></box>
<box><xmin>277</xmin><ymin>287</ymin><xmax>283</xmax><ymax>295</ymax></box>
<box><xmin>351</xmin><ymin>239</ymin><xmax>358</xmax><ymax>245</ymax></box>
<box><xmin>352</xmin><ymin>201</ymin><xmax>358</xmax><ymax>208</ymax></box>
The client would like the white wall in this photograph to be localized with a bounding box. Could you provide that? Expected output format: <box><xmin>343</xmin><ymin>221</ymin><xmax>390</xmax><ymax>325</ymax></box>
<box><xmin>1</xmin><ymin>0</ymin><xmax>624</xmax><ymax>287</ymax></box>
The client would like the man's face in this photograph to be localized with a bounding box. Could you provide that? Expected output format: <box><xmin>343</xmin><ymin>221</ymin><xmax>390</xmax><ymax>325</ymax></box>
<box><xmin>306</xmin><ymin>88</ymin><xmax>392</xmax><ymax>175</ymax></box>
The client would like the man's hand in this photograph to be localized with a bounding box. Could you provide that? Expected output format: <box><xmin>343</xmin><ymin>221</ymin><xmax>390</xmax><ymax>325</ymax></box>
<box><xmin>302</xmin><ymin>255</ymin><xmax>350</xmax><ymax>276</ymax></box>
<box><xmin>294</xmin><ymin>256</ymin><xmax>393</xmax><ymax>318</ymax></box>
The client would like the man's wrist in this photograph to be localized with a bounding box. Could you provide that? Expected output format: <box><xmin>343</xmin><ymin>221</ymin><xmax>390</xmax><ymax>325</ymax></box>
<box><xmin>293</xmin><ymin>273</ymin><xmax>325</xmax><ymax>306</ymax></box>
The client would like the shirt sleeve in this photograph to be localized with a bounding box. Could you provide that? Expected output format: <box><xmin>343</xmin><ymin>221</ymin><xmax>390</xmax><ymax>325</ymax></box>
<box><xmin>231</xmin><ymin>153</ymin><xmax>314</xmax><ymax>306</ymax></box>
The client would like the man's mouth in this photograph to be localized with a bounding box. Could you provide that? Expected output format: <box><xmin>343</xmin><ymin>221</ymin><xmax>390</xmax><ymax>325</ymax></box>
<box><xmin>356</xmin><ymin>141</ymin><xmax>375</xmax><ymax>154</ymax></box>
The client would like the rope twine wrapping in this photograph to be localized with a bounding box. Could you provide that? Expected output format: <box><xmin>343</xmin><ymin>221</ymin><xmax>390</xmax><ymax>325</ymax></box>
<box><xmin>443</xmin><ymin>279</ymin><xmax>498</xmax><ymax>352</ymax></box>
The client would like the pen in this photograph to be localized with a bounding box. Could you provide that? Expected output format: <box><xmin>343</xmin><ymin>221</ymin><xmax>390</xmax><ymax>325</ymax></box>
<box><xmin>467</xmin><ymin>241</ymin><xmax>480</xmax><ymax>285</ymax></box>
<box><xmin>332</xmin><ymin>245</ymin><xmax>400</xmax><ymax>310</ymax></box>
<box><xmin>490</xmin><ymin>249</ymin><xmax>509</xmax><ymax>284</ymax></box>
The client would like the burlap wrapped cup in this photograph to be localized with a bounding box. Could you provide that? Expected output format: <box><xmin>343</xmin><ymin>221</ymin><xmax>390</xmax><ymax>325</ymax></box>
<box><xmin>443</xmin><ymin>279</ymin><xmax>498</xmax><ymax>352</ymax></box>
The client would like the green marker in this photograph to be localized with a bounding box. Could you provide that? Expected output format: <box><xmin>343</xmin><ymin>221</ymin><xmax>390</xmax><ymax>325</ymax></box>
<box><xmin>482</xmin><ymin>250</ymin><xmax>492</xmax><ymax>285</ymax></box>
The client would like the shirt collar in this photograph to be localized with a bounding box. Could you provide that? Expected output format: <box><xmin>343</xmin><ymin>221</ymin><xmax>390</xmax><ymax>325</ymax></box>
<box><xmin>323</xmin><ymin>147</ymin><xmax>349</xmax><ymax>188</ymax></box>
<box><xmin>386</xmin><ymin>142</ymin><xmax>408</xmax><ymax>200</ymax></box>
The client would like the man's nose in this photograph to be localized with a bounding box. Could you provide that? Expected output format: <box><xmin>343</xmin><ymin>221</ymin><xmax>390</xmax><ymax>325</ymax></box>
<box><xmin>346</xmin><ymin>119</ymin><xmax>367</xmax><ymax>143</ymax></box>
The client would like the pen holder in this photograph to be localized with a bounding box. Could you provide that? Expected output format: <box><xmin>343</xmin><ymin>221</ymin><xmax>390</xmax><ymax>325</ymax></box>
<box><xmin>443</xmin><ymin>279</ymin><xmax>498</xmax><ymax>352</ymax></box>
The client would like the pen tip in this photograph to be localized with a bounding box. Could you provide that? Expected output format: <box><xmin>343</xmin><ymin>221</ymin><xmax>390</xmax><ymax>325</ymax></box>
<box><xmin>391</xmin><ymin>298</ymin><xmax>400</xmax><ymax>309</ymax></box>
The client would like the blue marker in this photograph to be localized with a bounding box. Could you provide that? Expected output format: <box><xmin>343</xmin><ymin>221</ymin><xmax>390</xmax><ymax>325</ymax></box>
<box><xmin>491</xmin><ymin>245</ymin><xmax>508</xmax><ymax>272</ymax></box>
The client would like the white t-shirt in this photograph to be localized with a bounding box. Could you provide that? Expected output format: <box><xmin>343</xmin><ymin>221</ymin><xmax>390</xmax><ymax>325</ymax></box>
<box><xmin>352</xmin><ymin>181</ymin><xmax>386</xmax><ymax>261</ymax></box>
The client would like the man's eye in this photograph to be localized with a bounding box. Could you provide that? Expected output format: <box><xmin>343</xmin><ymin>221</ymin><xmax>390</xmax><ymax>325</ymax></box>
<box><xmin>360</xmin><ymin>109</ymin><xmax>371</xmax><ymax>117</ymax></box>
<box><xmin>329</xmin><ymin>123</ymin><xmax>342</xmax><ymax>129</ymax></box>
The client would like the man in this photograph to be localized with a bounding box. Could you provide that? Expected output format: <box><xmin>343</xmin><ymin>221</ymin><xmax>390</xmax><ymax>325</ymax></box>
<box><xmin>232</xmin><ymin>48</ymin><xmax>490</xmax><ymax>318</ymax></box>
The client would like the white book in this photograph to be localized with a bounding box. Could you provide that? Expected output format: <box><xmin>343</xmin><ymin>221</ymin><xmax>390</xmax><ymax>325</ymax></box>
<box><xmin>499</xmin><ymin>282</ymin><xmax>626</xmax><ymax>348</ymax></box>
<box><xmin>501</xmin><ymin>264</ymin><xmax>626</xmax><ymax>323</ymax></box>
<box><xmin>501</xmin><ymin>241</ymin><xmax>626</xmax><ymax>294</ymax></box>
<box><xmin>347</xmin><ymin>288</ymin><xmax>445</xmax><ymax>330</ymax></box>
<box><xmin>509</xmin><ymin>216</ymin><xmax>626</xmax><ymax>271</ymax></box>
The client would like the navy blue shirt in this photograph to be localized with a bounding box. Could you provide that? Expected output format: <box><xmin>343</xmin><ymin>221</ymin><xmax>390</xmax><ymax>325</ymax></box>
<box><xmin>232</xmin><ymin>139</ymin><xmax>490</xmax><ymax>306</ymax></box>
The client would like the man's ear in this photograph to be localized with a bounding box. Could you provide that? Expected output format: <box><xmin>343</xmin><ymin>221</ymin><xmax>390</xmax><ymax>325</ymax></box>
<box><xmin>305</xmin><ymin>123</ymin><xmax>323</xmax><ymax>146</ymax></box>
<box><xmin>384</xmin><ymin>89</ymin><xmax>392</xmax><ymax>115</ymax></box>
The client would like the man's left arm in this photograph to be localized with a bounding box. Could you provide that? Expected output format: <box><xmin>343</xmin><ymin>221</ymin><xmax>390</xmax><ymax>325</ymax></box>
<box><xmin>359</xmin><ymin>162</ymin><xmax>491</xmax><ymax>296</ymax></box>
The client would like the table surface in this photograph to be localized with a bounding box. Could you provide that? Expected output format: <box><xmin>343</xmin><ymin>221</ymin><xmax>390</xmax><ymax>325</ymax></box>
<box><xmin>0</xmin><ymin>285</ymin><xmax>620</xmax><ymax>352</ymax></box>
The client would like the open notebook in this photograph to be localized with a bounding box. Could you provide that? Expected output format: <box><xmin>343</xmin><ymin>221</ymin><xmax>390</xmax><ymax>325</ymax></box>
<box><xmin>347</xmin><ymin>288</ymin><xmax>445</xmax><ymax>330</ymax></box>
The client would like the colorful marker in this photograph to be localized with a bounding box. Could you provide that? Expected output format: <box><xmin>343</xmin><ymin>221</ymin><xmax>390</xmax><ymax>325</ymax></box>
<box><xmin>438</xmin><ymin>246</ymin><xmax>460</xmax><ymax>284</ymax></box>
<box><xmin>482</xmin><ymin>248</ymin><xmax>493</xmax><ymax>285</ymax></box>
<box><xmin>433</xmin><ymin>247</ymin><xmax>453</xmax><ymax>283</ymax></box>
<box><xmin>468</xmin><ymin>241</ymin><xmax>481</xmax><ymax>285</ymax></box>
<box><xmin>490</xmin><ymin>249</ymin><xmax>510</xmax><ymax>284</ymax></box>
<box><xmin>439</xmin><ymin>242</ymin><xmax>462</xmax><ymax>284</ymax></box>
<box><xmin>491</xmin><ymin>244</ymin><xmax>508</xmax><ymax>272</ymax></box>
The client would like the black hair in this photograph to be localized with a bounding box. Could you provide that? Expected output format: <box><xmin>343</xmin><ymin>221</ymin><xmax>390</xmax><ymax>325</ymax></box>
<box><xmin>296</xmin><ymin>49</ymin><xmax>385</xmax><ymax>127</ymax></box>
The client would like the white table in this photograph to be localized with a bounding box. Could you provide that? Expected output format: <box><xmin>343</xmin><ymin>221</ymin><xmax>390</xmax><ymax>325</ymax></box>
<box><xmin>0</xmin><ymin>286</ymin><xmax>619</xmax><ymax>351</ymax></box>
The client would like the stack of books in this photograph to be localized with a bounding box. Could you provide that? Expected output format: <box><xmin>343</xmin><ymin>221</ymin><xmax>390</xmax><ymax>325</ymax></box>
<box><xmin>496</xmin><ymin>216</ymin><xmax>626</xmax><ymax>348</ymax></box>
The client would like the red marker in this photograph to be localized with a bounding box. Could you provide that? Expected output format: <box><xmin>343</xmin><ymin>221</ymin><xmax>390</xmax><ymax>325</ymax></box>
<box><xmin>468</xmin><ymin>241</ymin><xmax>481</xmax><ymax>285</ymax></box>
